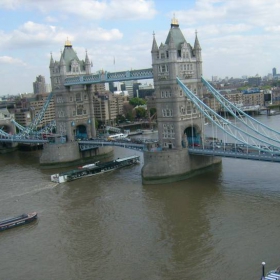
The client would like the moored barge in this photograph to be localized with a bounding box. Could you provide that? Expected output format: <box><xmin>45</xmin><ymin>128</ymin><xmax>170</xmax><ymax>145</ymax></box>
<box><xmin>51</xmin><ymin>155</ymin><xmax>140</xmax><ymax>183</ymax></box>
<box><xmin>0</xmin><ymin>212</ymin><xmax>38</xmax><ymax>231</ymax></box>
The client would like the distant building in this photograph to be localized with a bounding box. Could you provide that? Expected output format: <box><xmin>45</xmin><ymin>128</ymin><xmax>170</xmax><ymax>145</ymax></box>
<box><xmin>33</xmin><ymin>75</ymin><xmax>46</xmax><ymax>94</ymax></box>
<box><xmin>248</xmin><ymin>76</ymin><xmax>261</xmax><ymax>87</ymax></box>
<box><xmin>92</xmin><ymin>92</ymin><xmax>125</xmax><ymax>126</ymax></box>
<box><xmin>273</xmin><ymin>68</ymin><xmax>277</xmax><ymax>77</ymax></box>
<box><xmin>138</xmin><ymin>84</ymin><xmax>154</xmax><ymax>98</ymax></box>
<box><xmin>108</xmin><ymin>82</ymin><xmax>117</xmax><ymax>93</ymax></box>
<box><xmin>12</xmin><ymin>93</ymin><xmax>55</xmax><ymax>129</ymax></box>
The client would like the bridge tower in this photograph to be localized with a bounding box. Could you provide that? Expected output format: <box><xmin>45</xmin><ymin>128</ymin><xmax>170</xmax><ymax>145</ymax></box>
<box><xmin>49</xmin><ymin>39</ymin><xmax>96</xmax><ymax>142</ymax></box>
<box><xmin>40</xmin><ymin>40</ymin><xmax>113</xmax><ymax>165</ymax></box>
<box><xmin>142</xmin><ymin>17</ymin><xmax>221</xmax><ymax>184</ymax></box>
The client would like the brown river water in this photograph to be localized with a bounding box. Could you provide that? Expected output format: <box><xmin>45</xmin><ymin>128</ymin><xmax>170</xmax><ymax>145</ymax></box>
<box><xmin>1</xmin><ymin>114</ymin><xmax>280</xmax><ymax>280</ymax></box>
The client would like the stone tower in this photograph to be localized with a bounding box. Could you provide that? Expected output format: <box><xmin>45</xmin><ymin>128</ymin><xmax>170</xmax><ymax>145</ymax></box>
<box><xmin>49</xmin><ymin>40</ymin><xmax>96</xmax><ymax>141</ymax></box>
<box><xmin>151</xmin><ymin>16</ymin><xmax>203</xmax><ymax>149</ymax></box>
<box><xmin>142</xmin><ymin>17</ymin><xmax>221</xmax><ymax>184</ymax></box>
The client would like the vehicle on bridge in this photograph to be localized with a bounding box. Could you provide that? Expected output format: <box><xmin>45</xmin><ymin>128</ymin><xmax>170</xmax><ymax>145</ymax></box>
<box><xmin>107</xmin><ymin>133</ymin><xmax>128</xmax><ymax>141</ymax></box>
<box><xmin>231</xmin><ymin>147</ymin><xmax>244</xmax><ymax>153</ymax></box>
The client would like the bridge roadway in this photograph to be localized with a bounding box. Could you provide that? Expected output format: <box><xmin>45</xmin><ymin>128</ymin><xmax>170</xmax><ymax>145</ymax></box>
<box><xmin>79</xmin><ymin>140</ymin><xmax>280</xmax><ymax>163</ymax></box>
<box><xmin>188</xmin><ymin>146</ymin><xmax>280</xmax><ymax>162</ymax></box>
<box><xmin>78</xmin><ymin>140</ymin><xmax>145</xmax><ymax>152</ymax></box>
<box><xmin>2</xmin><ymin>136</ymin><xmax>279</xmax><ymax>163</ymax></box>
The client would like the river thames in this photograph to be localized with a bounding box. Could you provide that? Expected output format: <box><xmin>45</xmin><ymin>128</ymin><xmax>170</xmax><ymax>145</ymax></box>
<box><xmin>1</xmin><ymin>114</ymin><xmax>280</xmax><ymax>280</ymax></box>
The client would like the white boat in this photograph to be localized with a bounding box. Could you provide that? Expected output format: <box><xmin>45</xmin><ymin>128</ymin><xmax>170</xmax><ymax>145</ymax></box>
<box><xmin>51</xmin><ymin>155</ymin><xmax>140</xmax><ymax>183</ymax></box>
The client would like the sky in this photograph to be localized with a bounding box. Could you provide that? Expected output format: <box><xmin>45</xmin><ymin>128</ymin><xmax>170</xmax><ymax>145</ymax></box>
<box><xmin>0</xmin><ymin>0</ymin><xmax>280</xmax><ymax>96</ymax></box>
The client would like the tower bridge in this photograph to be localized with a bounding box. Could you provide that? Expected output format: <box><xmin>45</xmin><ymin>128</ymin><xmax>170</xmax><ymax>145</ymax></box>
<box><xmin>2</xmin><ymin>16</ymin><xmax>280</xmax><ymax>183</ymax></box>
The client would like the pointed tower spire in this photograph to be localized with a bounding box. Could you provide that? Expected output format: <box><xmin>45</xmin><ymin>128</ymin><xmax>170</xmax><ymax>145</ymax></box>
<box><xmin>85</xmin><ymin>50</ymin><xmax>91</xmax><ymax>74</ymax></box>
<box><xmin>151</xmin><ymin>31</ymin><xmax>158</xmax><ymax>52</ymax></box>
<box><xmin>49</xmin><ymin>52</ymin><xmax>54</xmax><ymax>68</ymax></box>
<box><xmin>194</xmin><ymin>30</ymin><xmax>201</xmax><ymax>50</ymax></box>
<box><xmin>85</xmin><ymin>50</ymin><xmax>90</xmax><ymax>64</ymax></box>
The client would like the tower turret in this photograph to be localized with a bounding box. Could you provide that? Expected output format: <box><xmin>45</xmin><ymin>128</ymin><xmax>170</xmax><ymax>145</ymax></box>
<box><xmin>85</xmin><ymin>50</ymin><xmax>91</xmax><ymax>74</ymax></box>
<box><xmin>49</xmin><ymin>52</ymin><xmax>55</xmax><ymax>79</ymax></box>
<box><xmin>49</xmin><ymin>52</ymin><xmax>54</xmax><ymax>68</ymax></box>
<box><xmin>194</xmin><ymin>31</ymin><xmax>202</xmax><ymax>61</ymax></box>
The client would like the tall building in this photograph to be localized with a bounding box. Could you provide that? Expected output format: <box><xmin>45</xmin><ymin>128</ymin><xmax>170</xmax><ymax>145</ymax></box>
<box><xmin>92</xmin><ymin>92</ymin><xmax>123</xmax><ymax>126</ymax></box>
<box><xmin>273</xmin><ymin>68</ymin><xmax>277</xmax><ymax>77</ymax></box>
<box><xmin>124</xmin><ymin>80</ymin><xmax>135</xmax><ymax>97</ymax></box>
<box><xmin>151</xmin><ymin>16</ymin><xmax>203</xmax><ymax>149</ymax></box>
<box><xmin>33</xmin><ymin>75</ymin><xmax>46</xmax><ymax>94</ymax></box>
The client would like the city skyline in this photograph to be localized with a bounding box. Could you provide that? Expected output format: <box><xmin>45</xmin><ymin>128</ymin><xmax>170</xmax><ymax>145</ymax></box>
<box><xmin>0</xmin><ymin>0</ymin><xmax>280</xmax><ymax>95</ymax></box>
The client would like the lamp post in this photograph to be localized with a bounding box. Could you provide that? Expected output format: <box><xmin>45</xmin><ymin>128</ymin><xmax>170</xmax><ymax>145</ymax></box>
<box><xmin>261</xmin><ymin>262</ymin><xmax>266</xmax><ymax>279</ymax></box>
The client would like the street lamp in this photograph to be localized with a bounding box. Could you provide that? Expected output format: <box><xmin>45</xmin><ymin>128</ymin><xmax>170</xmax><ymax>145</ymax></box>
<box><xmin>261</xmin><ymin>262</ymin><xmax>266</xmax><ymax>279</ymax></box>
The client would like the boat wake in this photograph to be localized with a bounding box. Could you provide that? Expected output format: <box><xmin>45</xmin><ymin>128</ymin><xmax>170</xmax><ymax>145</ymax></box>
<box><xmin>0</xmin><ymin>182</ymin><xmax>59</xmax><ymax>202</ymax></box>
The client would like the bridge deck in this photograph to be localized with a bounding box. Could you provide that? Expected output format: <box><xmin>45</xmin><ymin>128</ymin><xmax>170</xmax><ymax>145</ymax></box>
<box><xmin>188</xmin><ymin>147</ymin><xmax>280</xmax><ymax>162</ymax></box>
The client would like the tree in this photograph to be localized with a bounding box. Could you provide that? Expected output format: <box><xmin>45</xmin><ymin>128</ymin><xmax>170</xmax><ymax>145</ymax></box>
<box><xmin>129</xmin><ymin>97</ymin><xmax>146</xmax><ymax>107</ymax></box>
<box><xmin>123</xmin><ymin>103</ymin><xmax>134</xmax><ymax>121</ymax></box>
<box><xmin>135</xmin><ymin>107</ymin><xmax>147</xmax><ymax>118</ymax></box>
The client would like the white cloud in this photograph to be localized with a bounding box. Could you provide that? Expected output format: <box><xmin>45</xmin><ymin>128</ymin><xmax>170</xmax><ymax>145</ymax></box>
<box><xmin>0</xmin><ymin>56</ymin><xmax>26</xmax><ymax>65</ymax></box>
<box><xmin>173</xmin><ymin>0</ymin><xmax>280</xmax><ymax>28</ymax></box>
<box><xmin>0</xmin><ymin>0</ymin><xmax>157</xmax><ymax>21</ymax></box>
<box><xmin>83</xmin><ymin>28</ymin><xmax>123</xmax><ymax>42</ymax></box>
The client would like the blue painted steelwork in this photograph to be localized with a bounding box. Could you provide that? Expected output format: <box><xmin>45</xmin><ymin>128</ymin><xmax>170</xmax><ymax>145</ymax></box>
<box><xmin>201</xmin><ymin>76</ymin><xmax>280</xmax><ymax>144</ymax></box>
<box><xmin>19</xmin><ymin>92</ymin><xmax>54</xmax><ymax>137</ymax></box>
<box><xmin>78</xmin><ymin>140</ymin><xmax>145</xmax><ymax>151</ymax></box>
<box><xmin>0</xmin><ymin>129</ymin><xmax>11</xmax><ymax>138</ymax></box>
<box><xmin>37</xmin><ymin>120</ymin><xmax>56</xmax><ymax>134</ymax></box>
<box><xmin>0</xmin><ymin>137</ymin><xmax>48</xmax><ymax>143</ymax></box>
<box><xmin>5</xmin><ymin>92</ymin><xmax>55</xmax><ymax>143</ymax></box>
<box><xmin>188</xmin><ymin>146</ymin><xmax>280</xmax><ymax>162</ymax></box>
<box><xmin>176</xmin><ymin>77</ymin><xmax>280</xmax><ymax>156</ymax></box>
<box><xmin>64</xmin><ymin>68</ymin><xmax>153</xmax><ymax>86</ymax></box>
<box><xmin>10</xmin><ymin>119</ymin><xmax>26</xmax><ymax>132</ymax></box>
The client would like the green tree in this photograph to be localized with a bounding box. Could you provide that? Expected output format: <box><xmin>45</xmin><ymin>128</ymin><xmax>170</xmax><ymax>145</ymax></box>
<box><xmin>129</xmin><ymin>97</ymin><xmax>146</xmax><ymax>107</ymax></box>
<box><xmin>135</xmin><ymin>107</ymin><xmax>147</xmax><ymax>118</ymax></box>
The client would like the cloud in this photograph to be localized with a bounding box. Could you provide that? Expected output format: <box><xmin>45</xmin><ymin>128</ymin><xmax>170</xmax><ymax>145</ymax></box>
<box><xmin>173</xmin><ymin>0</ymin><xmax>280</xmax><ymax>28</ymax></box>
<box><xmin>0</xmin><ymin>21</ymin><xmax>63</xmax><ymax>49</ymax></box>
<box><xmin>0</xmin><ymin>0</ymin><xmax>157</xmax><ymax>21</ymax></box>
<box><xmin>83</xmin><ymin>28</ymin><xmax>123</xmax><ymax>42</ymax></box>
<box><xmin>0</xmin><ymin>56</ymin><xmax>26</xmax><ymax>65</ymax></box>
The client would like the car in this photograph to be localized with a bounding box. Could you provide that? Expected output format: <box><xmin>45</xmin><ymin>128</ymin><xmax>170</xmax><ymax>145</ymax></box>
<box><xmin>210</xmin><ymin>142</ymin><xmax>221</xmax><ymax>149</ymax></box>
<box><xmin>231</xmin><ymin>147</ymin><xmax>244</xmax><ymax>153</ymax></box>
<box><xmin>268</xmin><ymin>146</ymin><xmax>280</xmax><ymax>156</ymax></box>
